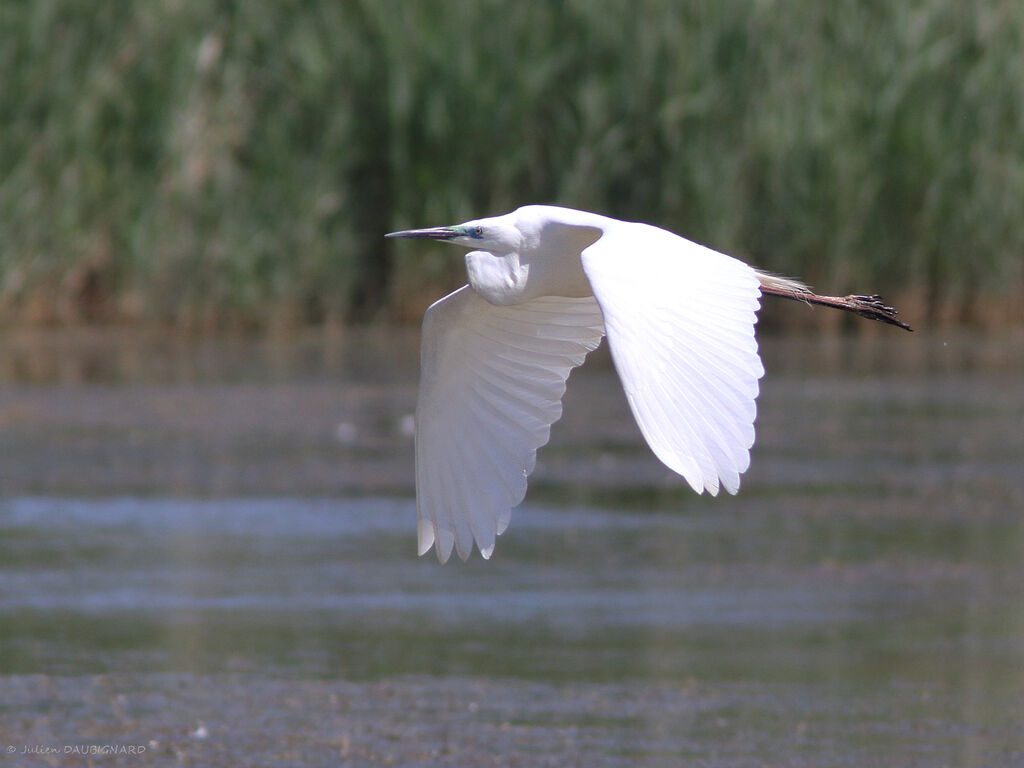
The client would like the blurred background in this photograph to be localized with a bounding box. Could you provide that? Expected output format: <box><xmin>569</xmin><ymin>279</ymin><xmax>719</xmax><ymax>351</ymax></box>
<box><xmin>2</xmin><ymin>2</ymin><xmax>1024</xmax><ymax>766</ymax></box>
<box><xmin>2</xmin><ymin>0</ymin><xmax>1022</xmax><ymax>331</ymax></box>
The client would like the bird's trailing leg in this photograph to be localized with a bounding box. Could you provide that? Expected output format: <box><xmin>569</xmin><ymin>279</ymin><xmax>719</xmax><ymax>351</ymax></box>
<box><xmin>757</xmin><ymin>278</ymin><xmax>913</xmax><ymax>331</ymax></box>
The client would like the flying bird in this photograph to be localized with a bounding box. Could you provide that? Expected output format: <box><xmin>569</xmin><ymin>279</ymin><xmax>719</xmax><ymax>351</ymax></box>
<box><xmin>386</xmin><ymin>206</ymin><xmax>911</xmax><ymax>562</ymax></box>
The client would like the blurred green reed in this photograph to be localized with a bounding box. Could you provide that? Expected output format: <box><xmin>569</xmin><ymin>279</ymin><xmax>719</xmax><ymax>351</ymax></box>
<box><xmin>1</xmin><ymin>0</ymin><xmax>1021</xmax><ymax>328</ymax></box>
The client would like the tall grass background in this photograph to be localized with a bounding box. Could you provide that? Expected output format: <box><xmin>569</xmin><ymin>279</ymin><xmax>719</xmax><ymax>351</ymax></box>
<box><xmin>1</xmin><ymin>0</ymin><xmax>1022</xmax><ymax>330</ymax></box>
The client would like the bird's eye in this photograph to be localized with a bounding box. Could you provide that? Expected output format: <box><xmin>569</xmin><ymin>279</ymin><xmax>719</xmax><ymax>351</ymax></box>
<box><xmin>474</xmin><ymin>226</ymin><xmax>484</xmax><ymax>237</ymax></box>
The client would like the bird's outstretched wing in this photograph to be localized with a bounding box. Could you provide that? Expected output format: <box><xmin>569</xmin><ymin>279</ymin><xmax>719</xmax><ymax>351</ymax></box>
<box><xmin>581</xmin><ymin>224</ymin><xmax>764</xmax><ymax>495</ymax></box>
<box><xmin>416</xmin><ymin>285</ymin><xmax>605</xmax><ymax>562</ymax></box>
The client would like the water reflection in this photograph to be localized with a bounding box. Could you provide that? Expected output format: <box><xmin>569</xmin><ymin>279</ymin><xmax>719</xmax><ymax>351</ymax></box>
<box><xmin>0</xmin><ymin>329</ymin><xmax>1022</xmax><ymax>764</ymax></box>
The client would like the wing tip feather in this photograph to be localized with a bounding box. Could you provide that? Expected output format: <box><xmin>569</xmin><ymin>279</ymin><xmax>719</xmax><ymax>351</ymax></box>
<box><xmin>417</xmin><ymin>518</ymin><xmax>436</xmax><ymax>557</ymax></box>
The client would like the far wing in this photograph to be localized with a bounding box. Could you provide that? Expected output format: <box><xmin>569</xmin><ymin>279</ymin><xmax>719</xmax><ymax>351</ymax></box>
<box><xmin>581</xmin><ymin>224</ymin><xmax>764</xmax><ymax>495</ymax></box>
<box><xmin>416</xmin><ymin>285</ymin><xmax>605</xmax><ymax>562</ymax></box>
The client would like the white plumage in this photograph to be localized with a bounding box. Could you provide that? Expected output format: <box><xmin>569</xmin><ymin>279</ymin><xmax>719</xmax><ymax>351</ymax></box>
<box><xmin>386</xmin><ymin>205</ymin><xmax>909</xmax><ymax>562</ymax></box>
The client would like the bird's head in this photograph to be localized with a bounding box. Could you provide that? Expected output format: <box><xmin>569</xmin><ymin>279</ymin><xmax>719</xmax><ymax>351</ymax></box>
<box><xmin>386</xmin><ymin>215</ymin><xmax>521</xmax><ymax>254</ymax></box>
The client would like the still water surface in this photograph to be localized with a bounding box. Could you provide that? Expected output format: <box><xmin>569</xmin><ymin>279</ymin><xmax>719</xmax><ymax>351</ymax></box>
<box><xmin>0</xmin><ymin>329</ymin><xmax>1022</xmax><ymax>766</ymax></box>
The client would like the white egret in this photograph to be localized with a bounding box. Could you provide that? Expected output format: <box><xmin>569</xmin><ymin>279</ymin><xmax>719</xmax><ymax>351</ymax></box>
<box><xmin>386</xmin><ymin>205</ymin><xmax>910</xmax><ymax>562</ymax></box>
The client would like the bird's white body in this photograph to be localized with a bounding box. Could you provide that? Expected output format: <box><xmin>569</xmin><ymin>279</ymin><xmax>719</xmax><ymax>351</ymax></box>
<box><xmin>389</xmin><ymin>205</ymin><xmax>788</xmax><ymax>563</ymax></box>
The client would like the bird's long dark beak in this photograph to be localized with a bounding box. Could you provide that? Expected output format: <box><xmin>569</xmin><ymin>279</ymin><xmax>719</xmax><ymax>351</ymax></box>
<box><xmin>385</xmin><ymin>226</ymin><xmax>460</xmax><ymax>240</ymax></box>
